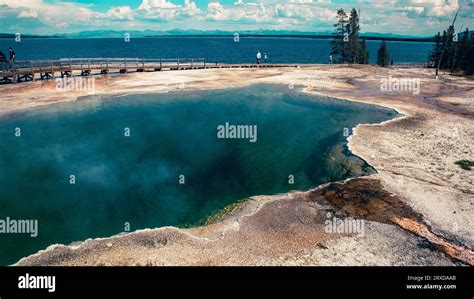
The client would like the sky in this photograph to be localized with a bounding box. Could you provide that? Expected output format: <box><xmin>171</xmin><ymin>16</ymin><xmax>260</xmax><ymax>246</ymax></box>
<box><xmin>1</xmin><ymin>0</ymin><xmax>473</xmax><ymax>36</ymax></box>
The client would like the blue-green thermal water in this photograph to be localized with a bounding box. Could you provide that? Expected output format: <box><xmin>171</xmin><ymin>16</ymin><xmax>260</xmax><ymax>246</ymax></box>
<box><xmin>0</xmin><ymin>84</ymin><xmax>396</xmax><ymax>265</ymax></box>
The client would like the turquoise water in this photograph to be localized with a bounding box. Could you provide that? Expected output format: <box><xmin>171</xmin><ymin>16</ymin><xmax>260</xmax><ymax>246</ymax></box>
<box><xmin>0</xmin><ymin>37</ymin><xmax>432</xmax><ymax>64</ymax></box>
<box><xmin>0</xmin><ymin>84</ymin><xmax>396</xmax><ymax>265</ymax></box>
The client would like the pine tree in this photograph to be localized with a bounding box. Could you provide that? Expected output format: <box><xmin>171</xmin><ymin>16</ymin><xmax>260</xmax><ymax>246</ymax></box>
<box><xmin>330</xmin><ymin>7</ymin><xmax>368</xmax><ymax>65</ymax></box>
<box><xmin>429</xmin><ymin>25</ymin><xmax>474</xmax><ymax>75</ymax></box>
<box><xmin>443</xmin><ymin>25</ymin><xmax>456</xmax><ymax>69</ymax></box>
<box><xmin>465</xmin><ymin>32</ymin><xmax>474</xmax><ymax>75</ymax></box>
<box><xmin>440</xmin><ymin>30</ymin><xmax>448</xmax><ymax>68</ymax></box>
<box><xmin>377</xmin><ymin>40</ymin><xmax>390</xmax><ymax>67</ymax></box>
<box><xmin>434</xmin><ymin>7</ymin><xmax>461</xmax><ymax>77</ymax></box>
<box><xmin>348</xmin><ymin>8</ymin><xmax>360</xmax><ymax>64</ymax></box>
<box><xmin>357</xmin><ymin>39</ymin><xmax>369</xmax><ymax>64</ymax></box>
<box><xmin>429</xmin><ymin>32</ymin><xmax>442</xmax><ymax>67</ymax></box>
<box><xmin>433</xmin><ymin>26</ymin><xmax>456</xmax><ymax>70</ymax></box>
<box><xmin>330</xmin><ymin>9</ymin><xmax>349</xmax><ymax>63</ymax></box>
<box><xmin>456</xmin><ymin>28</ymin><xmax>470</xmax><ymax>72</ymax></box>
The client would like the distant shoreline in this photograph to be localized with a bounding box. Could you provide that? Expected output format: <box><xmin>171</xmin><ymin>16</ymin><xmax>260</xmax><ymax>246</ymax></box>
<box><xmin>147</xmin><ymin>35</ymin><xmax>434</xmax><ymax>42</ymax></box>
<box><xmin>0</xmin><ymin>33</ymin><xmax>434</xmax><ymax>43</ymax></box>
<box><xmin>150</xmin><ymin>35</ymin><xmax>434</xmax><ymax>43</ymax></box>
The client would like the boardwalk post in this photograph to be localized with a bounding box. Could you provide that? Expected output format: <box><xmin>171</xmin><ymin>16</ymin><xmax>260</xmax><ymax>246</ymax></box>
<box><xmin>12</xmin><ymin>61</ymin><xmax>17</xmax><ymax>84</ymax></box>
<box><xmin>124</xmin><ymin>58</ymin><xmax>127</xmax><ymax>73</ymax></box>
<box><xmin>160</xmin><ymin>58</ymin><xmax>162</xmax><ymax>70</ymax></box>
<box><xmin>88</xmin><ymin>59</ymin><xmax>91</xmax><ymax>76</ymax></box>
<box><xmin>30</xmin><ymin>61</ymin><xmax>34</xmax><ymax>81</ymax></box>
<box><xmin>142</xmin><ymin>58</ymin><xmax>145</xmax><ymax>71</ymax></box>
<box><xmin>177</xmin><ymin>58</ymin><xmax>179</xmax><ymax>70</ymax></box>
<box><xmin>191</xmin><ymin>59</ymin><xmax>193</xmax><ymax>69</ymax></box>
<box><xmin>204</xmin><ymin>59</ymin><xmax>206</xmax><ymax>69</ymax></box>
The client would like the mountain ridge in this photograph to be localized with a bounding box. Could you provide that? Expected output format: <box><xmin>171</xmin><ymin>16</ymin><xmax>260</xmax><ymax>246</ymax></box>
<box><xmin>0</xmin><ymin>30</ymin><xmax>435</xmax><ymax>42</ymax></box>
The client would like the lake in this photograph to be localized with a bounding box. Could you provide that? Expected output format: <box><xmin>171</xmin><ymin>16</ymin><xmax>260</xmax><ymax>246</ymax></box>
<box><xmin>0</xmin><ymin>37</ymin><xmax>432</xmax><ymax>64</ymax></box>
<box><xmin>0</xmin><ymin>84</ymin><xmax>397</xmax><ymax>265</ymax></box>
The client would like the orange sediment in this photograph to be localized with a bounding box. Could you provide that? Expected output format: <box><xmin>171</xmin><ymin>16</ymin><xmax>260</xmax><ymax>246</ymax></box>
<box><xmin>313</xmin><ymin>178</ymin><xmax>474</xmax><ymax>265</ymax></box>
<box><xmin>390</xmin><ymin>216</ymin><xmax>474</xmax><ymax>265</ymax></box>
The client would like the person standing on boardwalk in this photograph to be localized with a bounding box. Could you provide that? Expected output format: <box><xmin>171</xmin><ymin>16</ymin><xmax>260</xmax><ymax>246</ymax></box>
<box><xmin>264</xmin><ymin>52</ymin><xmax>268</xmax><ymax>64</ymax></box>
<box><xmin>8</xmin><ymin>47</ymin><xmax>15</xmax><ymax>62</ymax></box>
<box><xmin>256</xmin><ymin>50</ymin><xmax>261</xmax><ymax>64</ymax></box>
<box><xmin>0</xmin><ymin>51</ymin><xmax>6</xmax><ymax>64</ymax></box>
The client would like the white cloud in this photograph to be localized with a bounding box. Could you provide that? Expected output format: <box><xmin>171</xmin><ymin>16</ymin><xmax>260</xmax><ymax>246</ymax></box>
<box><xmin>205</xmin><ymin>0</ymin><xmax>335</xmax><ymax>25</ymax></box>
<box><xmin>182</xmin><ymin>0</ymin><xmax>201</xmax><ymax>17</ymax></box>
<box><xmin>207</xmin><ymin>1</ymin><xmax>227</xmax><ymax>21</ymax></box>
<box><xmin>0</xmin><ymin>0</ymin><xmax>473</xmax><ymax>35</ymax></box>
<box><xmin>400</xmin><ymin>0</ymin><xmax>461</xmax><ymax>17</ymax></box>
<box><xmin>0</xmin><ymin>0</ymin><xmax>43</xmax><ymax>9</ymax></box>
<box><xmin>137</xmin><ymin>0</ymin><xmax>201</xmax><ymax>20</ymax></box>
<box><xmin>139</xmin><ymin>0</ymin><xmax>179</xmax><ymax>10</ymax></box>
<box><xmin>0</xmin><ymin>0</ymin><xmax>96</xmax><ymax>28</ymax></box>
<box><xmin>104</xmin><ymin>6</ymin><xmax>134</xmax><ymax>21</ymax></box>
<box><xmin>17</xmin><ymin>9</ymin><xmax>38</xmax><ymax>19</ymax></box>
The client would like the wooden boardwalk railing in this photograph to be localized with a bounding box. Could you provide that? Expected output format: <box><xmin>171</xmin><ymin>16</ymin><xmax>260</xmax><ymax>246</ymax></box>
<box><xmin>392</xmin><ymin>62</ymin><xmax>433</xmax><ymax>68</ymax></box>
<box><xmin>0</xmin><ymin>58</ymin><xmax>297</xmax><ymax>84</ymax></box>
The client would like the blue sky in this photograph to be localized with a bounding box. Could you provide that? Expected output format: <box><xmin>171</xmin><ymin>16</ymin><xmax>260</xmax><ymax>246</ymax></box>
<box><xmin>1</xmin><ymin>0</ymin><xmax>473</xmax><ymax>36</ymax></box>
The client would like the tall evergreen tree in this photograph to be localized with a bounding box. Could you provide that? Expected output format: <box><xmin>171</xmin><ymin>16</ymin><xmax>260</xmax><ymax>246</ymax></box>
<box><xmin>435</xmin><ymin>7</ymin><xmax>461</xmax><ymax>77</ymax></box>
<box><xmin>455</xmin><ymin>28</ymin><xmax>470</xmax><ymax>71</ymax></box>
<box><xmin>429</xmin><ymin>32</ymin><xmax>443</xmax><ymax>67</ymax></box>
<box><xmin>348</xmin><ymin>8</ymin><xmax>360</xmax><ymax>64</ymax></box>
<box><xmin>377</xmin><ymin>40</ymin><xmax>390</xmax><ymax>67</ymax></box>
<box><xmin>439</xmin><ymin>30</ymin><xmax>448</xmax><ymax>68</ymax></box>
<box><xmin>330</xmin><ymin>9</ymin><xmax>349</xmax><ymax>63</ymax></box>
<box><xmin>430</xmin><ymin>27</ymin><xmax>473</xmax><ymax>74</ymax></box>
<box><xmin>442</xmin><ymin>25</ymin><xmax>456</xmax><ymax>69</ymax></box>
<box><xmin>465</xmin><ymin>32</ymin><xmax>474</xmax><ymax>75</ymax></box>
<box><xmin>357</xmin><ymin>39</ymin><xmax>369</xmax><ymax>64</ymax></box>
<box><xmin>330</xmin><ymin>8</ymin><xmax>368</xmax><ymax>64</ymax></box>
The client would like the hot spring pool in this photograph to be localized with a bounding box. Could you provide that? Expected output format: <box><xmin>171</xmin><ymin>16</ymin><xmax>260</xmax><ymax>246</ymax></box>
<box><xmin>0</xmin><ymin>84</ymin><xmax>397</xmax><ymax>264</ymax></box>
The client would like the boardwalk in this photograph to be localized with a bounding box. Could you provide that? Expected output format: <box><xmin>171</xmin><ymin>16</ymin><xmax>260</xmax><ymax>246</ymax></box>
<box><xmin>392</xmin><ymin>62</ymin><xmax>432</xmax><ymax>68</ymax></box>
<box><xmin>0</xmin><ymin>58</ymin><xmax>297</xmax><ymax>84</ymax></box>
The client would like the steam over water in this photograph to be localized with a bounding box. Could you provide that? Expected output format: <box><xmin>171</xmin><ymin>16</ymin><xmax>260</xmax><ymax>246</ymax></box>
<box><xmin>0</xmin><ymin>84</ymin><xmax>396</xmax><ymax>264</ymax></box>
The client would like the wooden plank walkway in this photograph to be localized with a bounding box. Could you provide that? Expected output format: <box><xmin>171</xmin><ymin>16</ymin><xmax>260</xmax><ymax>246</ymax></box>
<box><xmin>0</xmin><ymin>58</ymin><xmax>297</xmax><ymax>84</ymax></box>
<box><xmin>392</xmin><ymin>62</ymin><xmax>432</xmax><ymax>68</ymax></box>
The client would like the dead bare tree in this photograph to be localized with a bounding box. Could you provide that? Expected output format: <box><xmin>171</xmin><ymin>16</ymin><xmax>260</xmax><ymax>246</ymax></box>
<box><xmin>435</xmin><ymin>6</ymin><xmax>461</xmax><ymax>79</ymax></box>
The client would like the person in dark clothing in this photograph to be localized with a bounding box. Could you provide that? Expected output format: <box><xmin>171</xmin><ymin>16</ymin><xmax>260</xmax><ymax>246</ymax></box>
<box><xmin>8</xmin><ymin>47</ymin><xmax>15</xmax><ymax>62</ymax></box>
<box><xmin>0</xmin><ymin>51</ymin><xmax>6</xmax><ymax>64</ymax></box>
